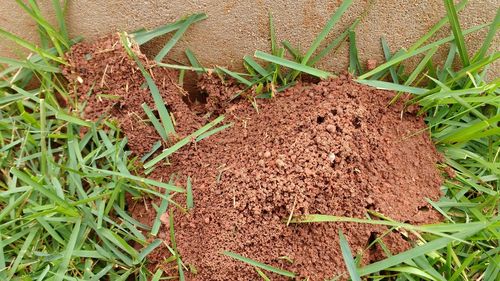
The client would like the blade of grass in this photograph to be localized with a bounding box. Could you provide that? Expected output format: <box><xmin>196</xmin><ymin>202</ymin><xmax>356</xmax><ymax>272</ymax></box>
<box><xmin>141</xmin><ymin>103</ymin><xmax>168</xmax><ymax>141</ymax></box>
<box><xmin>309</xmin><ymin>19</ymin><xmax>359</xmax><ymax>66</ymax></box>
<box><xmin>355</xmin><ymin>80</ymin><xmax>427</xmax><ymax>95</ymax></box>
<box><xmin>255</xmin><ymin>51</ymin><xmax>332</xmax><ymax>79</ymax></box>
<box><xmin>0</xmin><ymin>28</ymin><xmax>66</xmax><ymax>65</ymax></box>
<box><xmin>301</xmin><ymin>0</ymin><xmax>353</xmax><ymax>65</ymax></box>
<box><xmin>348</xmin><ymin>30</ymin><xmax>362</xmax><ymax>75</ymax></box>
<box><xmin>185</xmin><ymin>48</ymin><xmax>206</xmax><ymax>73</ymax></box>
<box><xmin>120</xmin><ymin>33</ymin><xmax>176</xmax><ymax>137</ymax></box>
<box><xmin>133</xmin><ymin>13</ymin><xmax>207</xmax><ymax>45</ymax></box>
<box><xmin>151</xmin><ymin>190</ymin><xmax>169</xmax><ymax>236</ymax></box>
<box><xmin>155</xmin><ymin>14</ymin><xmax>198</xmax><ymax>62</ymax></box>
<box><xmin>444</xmin><ymin>0</ymin><xmax>469</xmax><ymax>67</ymax></box>
<box><xmin>339</xmin><ymin>230</ymin><xmax>361</xmax><ymax>281</ymax></box>
<box><xmin>54</xmin><ymin>218</ymin><xmax>82</xmax><ymax>281</ymax></box>
<box><xmin>472</xmin><ymin>8</ymin><xmax>500</xmax><ymax>62</ymax></box>
<box><xmin>195</xmin><ymin>123</ymin><xmax>233</xmax><ymax>142</ymax></box>
<box><xmin>51</xmin><ymin>0</ymin><xmax>69</xmax><ymax>42</ymax></box>
<box><xmin>186</xmin><ymin>176</ymin><xmax>193</xmax><ymax>209</ymax></box>
<box><xmin>144</xmin><ymin>115</ymin><xmax>226</xmax><ymax>170</ymax></box>
<box><xmin>217</xmin><ymin>67</ymin><xmax>253</xmax><ymax>86</ymax></box>
<box><xmin>223</xmin><ymin>251</ymin><xmax>296</xmax><ymax>278</ymax></box>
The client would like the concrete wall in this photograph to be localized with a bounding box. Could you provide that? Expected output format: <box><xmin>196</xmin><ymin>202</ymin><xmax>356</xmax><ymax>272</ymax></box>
<box><xmin>1</xmin><ymin>0</ymin><xmax>498</xmax><ymax>78</ymax></box>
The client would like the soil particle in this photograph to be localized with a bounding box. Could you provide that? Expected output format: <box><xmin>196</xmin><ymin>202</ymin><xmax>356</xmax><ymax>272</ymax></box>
<box><xmin>366</xmin><ymin>59</ymin><xmax>378</xmax><ymax>71</ymax></box>
<box><xmin>65</xmin><ymin>36</ymin><xmax>443</xmax><ymax>280</ymax></box>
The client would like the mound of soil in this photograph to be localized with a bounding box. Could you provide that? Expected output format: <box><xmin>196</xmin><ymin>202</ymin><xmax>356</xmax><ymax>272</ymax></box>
<box><xmin>63</xmin><ymin>35</ymin><xmax>443</xmax><ymax>280</ymax></box>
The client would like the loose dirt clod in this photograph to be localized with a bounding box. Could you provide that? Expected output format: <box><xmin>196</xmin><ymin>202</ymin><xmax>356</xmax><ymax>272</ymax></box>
<box><xmin>64</xmin><ymin>36</ymin><xmax>443</xmax><ymax>281</ymax></box>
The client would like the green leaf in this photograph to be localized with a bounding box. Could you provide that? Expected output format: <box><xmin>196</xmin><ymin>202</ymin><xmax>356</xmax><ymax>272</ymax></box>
<box><xmin>301</xmin><ymin>0</ymin><xmax>353</xmax><ymax>65</ymax></box>
<box><xmin>223</xmin><ymin>251</ymin><xmax>296</xmax><ymax>278</ymax></box>
<box><xmin>151</xmin><ymin>190</ymin><xmax>169</xmax><ymax>236</ymax></box>
<box><xmin>444</xmin><ymin>0</ymin><xmax>470</xmax><ymax>67</ymax></box>
<box><xmin>132</xmin><ymin>13</ymin><xmax>207</xmax><ymax>46</ymax></box>
<box><xmin>355</xmin><ymin>80</ymin><xmax>427</xmax><ymax>95</ymax></box>
<box><xmin>155</xmin><ymin>14</ymin><xmax>199</xmax><ymax>62</ymax></box>
<box><xmin>120</xmin><ymin>33</ymin><xmax>176</xmax><ymax>137</ymax></box>
<box><xmin>339</xmin><ymin>230</ymin><xmax>361</xmax><ymax>281</ymax></box>
<box><xmin>144</xmin><ymin>115</ymin><xmax>226</xmax><ymax>170</ymax></box>
<box><xmin>54</xmin><ymin>219</ymin><xmax>82</xmax><ymax>281</ymax></box>
<box><xmin>254</xmin><ymin>51</ymin><xmax>332</xmax><ymax>79</ymax></box>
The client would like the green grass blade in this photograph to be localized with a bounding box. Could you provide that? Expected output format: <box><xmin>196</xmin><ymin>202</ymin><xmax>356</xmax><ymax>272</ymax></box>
<box><xmin>120</xmin><ymin>33</ymin><xmax>176</xmax><ymax>137</ymax></box>
<box><xmin>132</xmin><ymin>13</ymin><xmax>207</xmax><ymax>45</ymax></box>
<box><xmin>269</xmin><ymin>11</ymin><xmax>277</xmax><ymax>55</ymax></box>
<box><xmin>444</xmin><ymin>0</ymin><xmax>470</xmax><ymax>66</ymax></box>
<box><xmin>86</xmin><ymin>168</ymin><xmax>184</xmax><ymax>192</ymax></box>
<box><xmin>243</xmin><ymin>55</ymin><xmax>270</xmax><ymax>78</ymax></box>
<box><xmin>7</xmin><ymin>228</ymin><xmax>38</xmax><ymax>279</ymax></box>
<box><xmin>185</xmin><ymin>48</ymin><xmax>206</xmax><ymax>73</ymax></box>
<box><xmin>309</xmin><ymin>19</ymin><xmax>359</xmax><ymax>66</ymax></box>
<box><xmin>10</xmin><ymin>168</ymin><xmax>79</xmax><ymax>216</ymax></box>
<box><xmin>141</xmin><ymin>103</ymin><xmax>168</xmax><ymax>141</ymax></box>
<box><xmin>151</xmin><ymin>190</ymin><xmax>169</xmax><ymax>236</ymax></box>
<box><xmin>217</xmin><ymin>67</ymin><xmax>253</xmax><ymax>86</ymax></box>
<box><xmin>0</xmin><ymin>28</ymin><xmax>65</xmax><ymax>65</ymax></box>
<box><xmin>355</xmin><ymin>80</ymin><xmax>427</xmax><ymax>95</ymax></box>
<box><xmin>186</xmin><ymin>176</ymin><xmax>193</xmax><ymax>209</ymax></box>
<box><xmin>155</xmin><ymin>14</ymin><xmax>198</xmax><ymax>62</ymax></box>
<box><xmin>144</xmin><ymin>115</ymin><xmax>226</xmax><ymax>170</ymax></box>
<box><xmin>223</xmin><ymin>251</ymin><xmax>296</xmax><ymax>278</ymax></box>
<box><xmin>195</xmin><ymin>123</ymin><xmax>233</xmax><ymax>142</ymax></box>
<box><xmin>137</xmin><ymin>239</ymin><xmax>162</xmax><ymax>262</ymax></box>
<box><xmin>339</xmin><ymin>230</ymin><xmax>361</xmax><ymax>281</ymax></box>
<box><xmin>472</xmin><ymin>7</ymin><xmax>500</xmax><ymax>62</ymax></box>
<box><xmin>408</xmin><ymin>0</ymin><xmax>467</xmax><ymax>52</ymax></box>
<box><xmin>348</xmin><ymin>30</ymin><xmax>362</xmax><ymax>75</ymax></box>
<box><xmin>51</xmin><ymin>0</ymin><xmax>69</xmax><ymax>42</ymax></box>
<box><xmin>380</xmin><ymin>37</ymin><xmax>399</xmax><ymax>83</ymax></box>
<box><xmin>255</xmin><ymin>51</ymin><xmax>332</xmax><ymax>79</ymax></box>
<box><xmin>54</xmin><ymin>218</ymin><xmax>82</xmax><ymax>281</ymax></box>
<box><xmin>282</xmin><ymin>40</ymin><xmax>302</xmax><ymax>61</ymax></box>
<box><xmin>301</xmin><ymin>0</ymin><xmax>353</xmax><ymax>65</ymax></box>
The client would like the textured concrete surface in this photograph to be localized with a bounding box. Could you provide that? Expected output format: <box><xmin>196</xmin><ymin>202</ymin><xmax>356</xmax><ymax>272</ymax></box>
<box><xmin>1</xmin><ymin>0</ymin><xmax>498</xmax><ymax>78</ymax></box>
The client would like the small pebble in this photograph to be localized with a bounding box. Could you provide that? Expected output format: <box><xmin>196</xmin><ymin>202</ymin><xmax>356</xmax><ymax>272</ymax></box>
<box><xmin>326</xmin><ymin>124</ymin><xmax>336</xmax><ymax>133</ymax></box>
<box><xmin>160</xmin><ymin>212</ymin><xmax>169</xmax><ymax>225</ymax></box>
<box><xmin>366</xmin><ymin>59</ymin><xmax>378</xmax><ymax>71</ymax></box>
<box><xmin>328</xmin><ymin>153</ymin><xmax>336</xmax><ymax>163</ymax></box>
<box><xmin>276</xmin><ymin>159</ymin><xmax>285</xmax><ymax>168</ymax></box>
<box><xmin>263</xmin><ymin>151</ymin><xmax>271</xmax><ymax>158</ymax></box>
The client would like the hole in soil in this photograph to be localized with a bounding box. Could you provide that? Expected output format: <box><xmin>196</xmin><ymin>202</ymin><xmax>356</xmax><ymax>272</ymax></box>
<box><xmin>352</xmin><ymin>116</ymin><xmax>362</xmax><ymax>128</ymax></box>
<box><xmin>418</xmin><ymin>205</ymin><xmax>429</xmax><ymax>212</ymax></box>
<box><xmin>331</xmin><ymin>108</ymin><xmax>338</xmax><ymax>116</ymax></box>
<box><xmin>316</xmin><ymin>116</ymin><xmax>325</xmax><ymax>124</ymax></box>
<box><xmin>366</xmin><ymin>232</ymin><xmax>378</xmax><ymax>248</ymax></box>
<box><xmin>365</xmin><ymin>203</ymin><xmax>375</xmax><ymax>210</ymax></box>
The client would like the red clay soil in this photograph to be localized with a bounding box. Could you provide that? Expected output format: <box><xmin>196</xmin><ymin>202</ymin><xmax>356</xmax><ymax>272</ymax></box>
<box><xmin>63</xmin><ymin>35</ymin><xmax>443</xmax><ymax>281</ymax></box>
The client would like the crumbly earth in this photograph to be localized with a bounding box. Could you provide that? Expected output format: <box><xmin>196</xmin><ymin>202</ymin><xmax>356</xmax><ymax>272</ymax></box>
<box><xmin>63</xmin><ymin>35</ymin><xmax>443</xmax><ymax>281</ymax></box>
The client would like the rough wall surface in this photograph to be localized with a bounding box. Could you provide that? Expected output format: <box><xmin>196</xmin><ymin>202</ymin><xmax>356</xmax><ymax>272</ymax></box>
<box><xmin>1</xmin><ymin>0</ymin><xmax>498</xmax><ymax>77</ymax></box>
